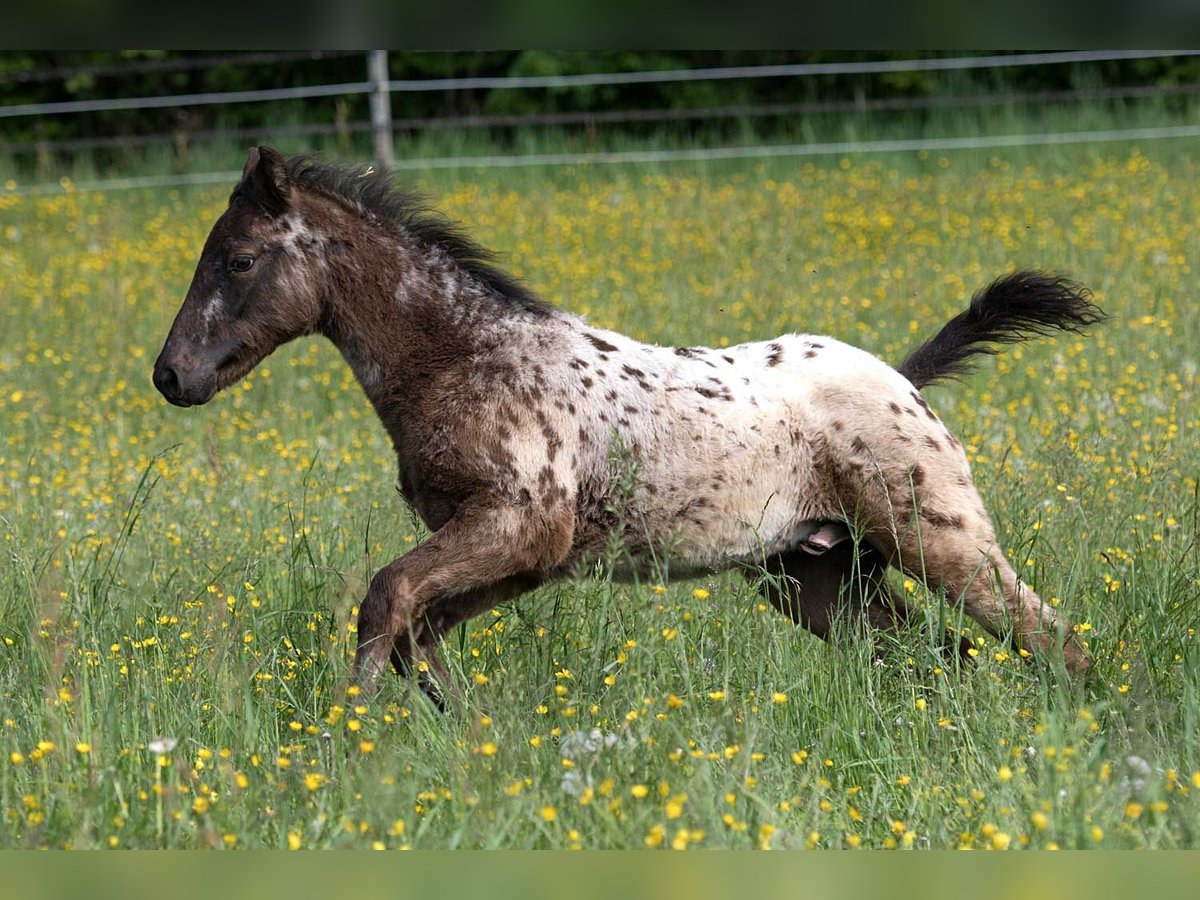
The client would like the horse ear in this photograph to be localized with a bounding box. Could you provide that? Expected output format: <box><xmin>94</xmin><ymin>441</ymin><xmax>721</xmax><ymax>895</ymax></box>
<box><xmin>239</xmin><ymin>146</ymin><xmax>290</xmax><ymax>215</ymax></box>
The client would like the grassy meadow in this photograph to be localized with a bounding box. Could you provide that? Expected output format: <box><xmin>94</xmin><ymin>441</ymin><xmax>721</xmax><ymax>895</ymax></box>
<box><xmin>1</xmin><ymin>140</ymin><xmax>1198</xmax><ymax>849</ymax></box>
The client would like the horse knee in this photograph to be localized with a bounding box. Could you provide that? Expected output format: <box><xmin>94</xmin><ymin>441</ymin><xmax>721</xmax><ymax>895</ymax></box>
<box><xmin>359</xmin><ymin>562</ymin><xmax>412</xmax><ymax>638</ymax></box>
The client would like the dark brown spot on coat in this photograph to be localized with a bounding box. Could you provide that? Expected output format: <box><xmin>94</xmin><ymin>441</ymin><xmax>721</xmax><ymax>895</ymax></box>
<box><xmin>924</xmin><ymin>436</ymin><xmax>941</xmax><ymax>451</ymax></box>
<box><xmin>888</xmin><ymin>402</ymin><xmax>902</xmax><ymax>415</ymax></box>
<box><xmin>585</xmin><ymin>333</ymin><xmax>619</xmax><ymax>353</ymax></box>
<box><xmin>694</xmin><ymin>384</ymin><xmax>733</xmax><ymax>401</ymax></box>
<box><xmin>804</xmin><ymin>349</ymin><xmax>818</xmax><ymax>359</ymax></box>
<box><xmin>766</xmin><ymin>342</ymin><xmax>784</xmax><ymax>367</ymax></box>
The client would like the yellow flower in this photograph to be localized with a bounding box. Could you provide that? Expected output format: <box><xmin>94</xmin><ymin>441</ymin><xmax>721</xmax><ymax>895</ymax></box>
<box><xmin>665</xmin><ymin>794</ymin><xmax>686</xmax><ymax>819</ymax></box>
<box><xmin>631</xmin><ymin>784</ymin><xmax>649</xmax><ymax>798</ymax></box>
<box><xmin>757</xmin><ymin>823</ymin><xmax>775</xmax><ymax>850</ymax></box>
<box><xmin>541</xmin><ymin>806</ymin><xmax>557</xmax><ymax>822</ymax></box>
<box><xmin>287</xmin><ymin>831</ymin><xmax>302</xmax><ymax>850</ymax></box>
<box><xmin>75</xmin><ymin>742</ymin><xmax>91</xmax><ymax>755</ymax></box>
<box><xmin>997</xmin><ymin>765</ymin><xmax>1013</xmax><ymax>782</ymax></box>
<box><xmin>772</xmin><ymin>692</ymin><xmax>788</xmax><ymax>705</ymax></box>
<box><xmin>692</xmin><ymin>587</ymin><xmax>710</xmax><ymax>600</ymax></box>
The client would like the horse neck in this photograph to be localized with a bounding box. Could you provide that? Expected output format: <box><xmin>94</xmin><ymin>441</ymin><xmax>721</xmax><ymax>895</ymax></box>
<box><xmin>316</xmin><ymin>222</ymin><xmax>510</xmax><ymax>420</ymax></box>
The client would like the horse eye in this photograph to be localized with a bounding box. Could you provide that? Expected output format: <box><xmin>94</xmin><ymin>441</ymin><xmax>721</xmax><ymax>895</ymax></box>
<box><xmin>230</xmin><ymin>254</ymin><xmax>255</xmax><ymax>274</ymax></box>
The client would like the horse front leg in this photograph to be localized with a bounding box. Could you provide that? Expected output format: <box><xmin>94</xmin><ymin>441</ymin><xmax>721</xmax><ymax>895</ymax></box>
<box><xmin>385</xmin><ymin>574</ymin><xmax>544</xmax><ymax>709</ymax></box>
<box><xmin>352</xmin><ymin>500</ymin><xmax>572</xmax><ymax>697</ymax></box>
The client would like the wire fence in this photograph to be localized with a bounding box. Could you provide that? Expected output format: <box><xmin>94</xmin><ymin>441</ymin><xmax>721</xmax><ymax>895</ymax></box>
<box><xmin>3</xmin><ymin>50</ymin><xmax>1199</xmax><ymax>195</ymax></box>
<box><xmin>10</xmin><ymin>122</ymin><xmax>1200</xmax><ymax>197</ymax></box>
<box><xmin>6</xmin><ymin>81</ymin><xmax>1200</xmax><ymax>158</ymax></box>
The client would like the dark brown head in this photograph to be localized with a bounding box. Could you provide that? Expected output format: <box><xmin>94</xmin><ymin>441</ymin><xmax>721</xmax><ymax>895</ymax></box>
<box><xmin>153</xmin><ymin>146</ymin><xmax>326</xmax><ymax>407</ymax></box>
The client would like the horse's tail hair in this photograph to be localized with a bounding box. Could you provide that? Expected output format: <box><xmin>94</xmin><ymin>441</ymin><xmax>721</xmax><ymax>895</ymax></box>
<box><xmin>896</xmin><ymin>270</ymin><xmax>1107</xmax><ymax>389</ymax></box>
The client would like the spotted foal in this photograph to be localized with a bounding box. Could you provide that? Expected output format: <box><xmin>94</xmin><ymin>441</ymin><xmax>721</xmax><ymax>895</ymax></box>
<box><xmin>155</xmin><ymin>147</ymin><xmax>1104</xmax><ymax>704</ymax></box>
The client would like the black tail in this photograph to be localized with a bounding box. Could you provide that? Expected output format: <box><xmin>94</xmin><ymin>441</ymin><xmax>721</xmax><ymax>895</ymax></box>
<box><xmin>897</xmin><ymin>270</ymin><xmax>1107</xmax><ymax>389</ymax></box>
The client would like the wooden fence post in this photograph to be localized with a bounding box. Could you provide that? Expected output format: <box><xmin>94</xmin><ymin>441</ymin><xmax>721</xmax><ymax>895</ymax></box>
<box><xmin>367</xmin><ymin>50</ymin><xmax>394</xmax><ymax>169</ymax></box>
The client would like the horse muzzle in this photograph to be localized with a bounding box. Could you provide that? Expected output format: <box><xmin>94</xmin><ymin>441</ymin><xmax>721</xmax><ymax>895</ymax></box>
<box><xmin>153</xmin><ymin>337</ymin><xmax>238</xmax><ymax>407</ymax></box>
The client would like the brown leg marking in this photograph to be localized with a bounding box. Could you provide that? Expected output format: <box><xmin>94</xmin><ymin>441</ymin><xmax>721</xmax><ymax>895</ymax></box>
<box><xmin>388</xmin><ymin>574</ymin><xmax>543</xmax><ymax>709</ymax></box>
<box><xmin>758</xmin><ymin>541</ymin><xmax>912</xmax><ymax>639</ymax></box>
<box><xmin>353</xmin><ymin>499</ymin><xmax>572</xmax><ymax>698</ymax></box>
<box><xmin>758</xmin><ymin>542</ymin><xmax>975</xmax><ymax>660</ymax></box>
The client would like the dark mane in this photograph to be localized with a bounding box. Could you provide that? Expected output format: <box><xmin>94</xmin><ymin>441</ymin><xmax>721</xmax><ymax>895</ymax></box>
<box><xmin>284</xmin><ymin>154</ymin><xmax>555</xmax><ymax>317</ymax></box>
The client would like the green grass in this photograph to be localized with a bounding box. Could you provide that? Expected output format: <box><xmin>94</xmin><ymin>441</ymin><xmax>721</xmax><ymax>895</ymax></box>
<box><xmin>0</xmin><ymin>122</ymin><xmax>1198</xmax><ymax>849</ymax></box>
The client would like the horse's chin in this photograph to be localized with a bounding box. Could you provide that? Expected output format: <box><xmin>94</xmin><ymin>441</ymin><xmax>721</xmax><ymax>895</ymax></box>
<box><xmin>215</xmin><ymin>349</ymin><xmax>267</xmax><ymax>394</ymax></box>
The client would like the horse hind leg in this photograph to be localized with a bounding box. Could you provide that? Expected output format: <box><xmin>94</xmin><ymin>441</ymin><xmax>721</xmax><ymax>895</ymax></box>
<box><xmin>758</xmin><ymin>539</ymin><xmax>912</xmax><ymax>642</ymax></box>
<box><xmin>759</xmin><ymin>539</ymin><xmax>974</xmax><ymax>659</ymax></box>
<box><xmin>840</xmin><ymin>448</ymin><xmax>1090</xmax><ymax>674</ymax></box>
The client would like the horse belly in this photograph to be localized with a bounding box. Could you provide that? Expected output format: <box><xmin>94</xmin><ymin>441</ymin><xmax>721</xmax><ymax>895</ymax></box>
<box><xmin>636</xmin><ymin>424</ymin><xmax>820</xmax><ymax>572</ymax></box>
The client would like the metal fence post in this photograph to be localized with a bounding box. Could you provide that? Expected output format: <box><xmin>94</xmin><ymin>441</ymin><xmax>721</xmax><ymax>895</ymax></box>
<box><xmin>367</xmin><ymin>50</ymin><xmax>394</xmax><ymax>170</ymax></box>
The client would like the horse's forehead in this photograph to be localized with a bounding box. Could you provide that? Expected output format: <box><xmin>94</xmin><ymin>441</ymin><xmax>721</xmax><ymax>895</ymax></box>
<box><xmin>205</xmin><ymin>201</ymin><xmax>281</xmax><ymax>247</ymax></box>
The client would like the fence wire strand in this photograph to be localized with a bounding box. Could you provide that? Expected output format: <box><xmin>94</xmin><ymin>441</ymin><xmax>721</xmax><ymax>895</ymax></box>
<box><xmin>8</xmin><ymin>122</ymin><xmax>1200</xmax><ymax>197</ymax></box>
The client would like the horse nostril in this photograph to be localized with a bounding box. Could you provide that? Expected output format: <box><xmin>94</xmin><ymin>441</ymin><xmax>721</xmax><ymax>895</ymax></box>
<box><xmin>154</xmin><ymin>363</ymin><xmax>181</xmax><ymax>400</ymax></box>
